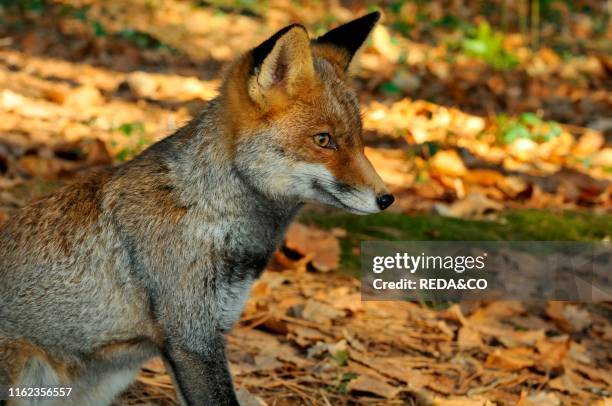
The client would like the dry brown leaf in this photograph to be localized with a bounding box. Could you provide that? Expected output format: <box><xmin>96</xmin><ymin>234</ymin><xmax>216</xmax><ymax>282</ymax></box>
<box><xmin>55</xmin><ymin>85</ymin><xmax>103</xmax><ymax>107</ymax></box>
<box><xmin>286</xmin><ymin>325</ymin><xmax>330</xmax><ymax>348</ymax></box>
<box><xmin>549</xmin><ymin>374</ymin><xmax>582</xmax><ymax>395</ymax></box>
<box><xmin>572</xmin><ymin>131</ymin><xmax>604</xmax><ymax>157</ymax></box>
<box><xmin>365</xmin><ymin>147</ymin><xmax>415</xmax><ymax>187</ymax></box>
<box><xmin>430</xmin><ymin>150</ymin><xmax>467</xmax><ymax>177</ymax></box>
<box><xmin>342</xmin><ymin>328</ymin><xmax>366</xmax><ymax>352</ymax></box>
<box><xmin>346</xmin><ymin>374</ymin><xmax>401</xmax><ymax>399</ymax></box>
<box><xmin>370</xmin><ymin>25</ymin><xmax>400</xmax><ymax>63</ymax></box>
<box><xmin>571</xmin><ymin>362</ymin><xmax>612</xmax><ymax>387</ymax></box>
<box><xmin>463</xmin><ymin>169</ymin><xmax>505</xmax><ymax>187</ymax></box>
<box><xmin>432</xmin><ymin>396</ymin><xmax>493</xmax><ymax>406</ymax></box>
<box><xmin>484</xmin><ymin>347</ymin><xmax>536</xmax><ymax>370</ymax></box>
<box><xmin>535</xmin><ymin>336</ymin><xmax>570</xmax><ymax>370</ymax></box>
<box><xmin>328</xmin><ymin>291</ymin><xmax>363</xmax><ymax>313</ymax></box>
<box><xmin>284</xmin><ymin>222</ymin><xmax>340</xmax><ymax>272</ymax></box>
<box><xmin>301</xmin><ymin>299</ymin><xmax>346</xmax><ymax>326</ymax></box>
<box><xmin>427</xmin><ymin>373</ymin><xmax>458</xmax><ymax>395</ymax></box>
<box><xmin>470</xmin><ymin>302</ymin><xmax>526</xmax><ymax>321</ymax></box>
<box><xmin>497</xmin><ymin>329</ymin><xmax>546</xmax><ymax>348</ymax></box>
<box><xmin>592</xmin><ymin>148</ymin><xmax>612</xmax><ymax>167</ymax></box>
<box><xmin>546</xmin><ymin>302</ymin><xmax>592</xmax><ymax>332</ymax></box>
<box><xmin>518</xmin><ymin>391</ymin><xmax>561</xmax><ymax>406</ymax></box>
<box><xmin>568</xmin><ymin>341</ymin><xmax>592</xmax><ymax>364</ymax></box>
<box><xmin>252</xmin><ymin>355</ymin><xmax>282</xmax><ymax>372</ymax></box>
<box><xmin>435</xmin><ymin>192</ymin><xmax>503</xmax><ymax>217</ymax></box>
<box><xmin>236</xmin><ymin>388</ymin><xmax>267</xmax><ymax>406</ymax></box>
<box><xmin>498</xmin><ymin>176</ymin><xmax>529</xmax><ymax>198</ymax></box>
<box><xmin>351</xmin><ymin>351</ymin><xmax>430</xmax><ymax>390</ymax></box>
<box><xmin>458</xmin><ymin>327</ymin><xmax>483</xmax><ymax>349</ymax></box>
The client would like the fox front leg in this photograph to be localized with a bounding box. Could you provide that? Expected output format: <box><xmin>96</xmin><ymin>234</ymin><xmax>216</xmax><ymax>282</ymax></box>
<box><xmin>163</xmin><ymin>333</ymin><xmax>239</xmax><ymax>406</ymax></box>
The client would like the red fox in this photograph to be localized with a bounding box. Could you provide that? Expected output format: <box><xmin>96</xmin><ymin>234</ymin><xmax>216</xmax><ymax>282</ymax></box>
<box><xmin>0</xmin><ymin>12</ymin><xmax>392</xmax><ymax>405</ymax></box>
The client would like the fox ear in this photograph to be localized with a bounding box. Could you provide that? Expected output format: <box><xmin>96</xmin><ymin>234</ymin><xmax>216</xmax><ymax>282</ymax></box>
<box><xmin>313</xmin><ymin>11</ymin><xmax>380</xmax><ymax>72</ymax></box>
<box><xmin>248</xmin><ymin>24</ymin><xmax>314</xmax><ymax>107</ymax></box>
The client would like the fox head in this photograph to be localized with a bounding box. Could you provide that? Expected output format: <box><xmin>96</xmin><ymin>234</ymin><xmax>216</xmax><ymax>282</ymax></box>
<box><xmin>221</xmin><ymin>12</ymin><xmax>394</xmax><ymax>214</ymax></box>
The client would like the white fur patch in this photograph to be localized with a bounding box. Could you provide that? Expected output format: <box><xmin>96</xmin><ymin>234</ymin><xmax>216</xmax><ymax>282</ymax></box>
<box><xmin>220</xmin><ymin>277</ymin><xmax>254</xmax><ymax>330</ymax></box>
<box><xmin>293</xmin><ymin>163</ymin><xmax>380</xmax><ymax>214</ymax></box>
<box><xmin>65</xmin><ymin>368</ymin><xmax>137</xmax><ymax>406</ymax></box>
<box><xmin>15</xmin><ymin>356</ymin><xmax>138</xmax><ymax>406</ymax></box>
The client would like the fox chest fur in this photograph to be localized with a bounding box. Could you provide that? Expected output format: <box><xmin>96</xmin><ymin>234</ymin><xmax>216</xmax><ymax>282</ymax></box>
<box><xmin>109</xmin><ymin>157</ymin><xmax>301</xmax><ymax>341</ymax></box>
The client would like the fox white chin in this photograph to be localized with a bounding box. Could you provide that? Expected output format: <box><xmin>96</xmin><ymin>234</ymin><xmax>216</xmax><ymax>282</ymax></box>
<box><xmin>303</xmin><ymin>179</ymin><xmax>380</xmax><ymax>214</ymax></box>
<box><xmin>285</xmin><ymin>162</ymin><xmax>392</xmax><ymax>215</ymax></box>
<box><xmin>322</xmin><ymin>188</ymin><xmax>383</xmax><ymax>215</ymax></box>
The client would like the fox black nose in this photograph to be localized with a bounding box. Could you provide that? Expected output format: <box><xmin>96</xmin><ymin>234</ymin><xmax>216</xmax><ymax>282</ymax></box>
<box><xmin>376</xmin><ymin>193</ymin><xmax>395</xmax><ymax>210</ymax></box>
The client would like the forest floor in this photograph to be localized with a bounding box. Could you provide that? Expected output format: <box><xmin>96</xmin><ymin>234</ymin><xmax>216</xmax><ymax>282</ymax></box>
<box><xmin>0</xmin><ymin>1</ymin><xmax>610</xmax><ymax>405</ymax></box>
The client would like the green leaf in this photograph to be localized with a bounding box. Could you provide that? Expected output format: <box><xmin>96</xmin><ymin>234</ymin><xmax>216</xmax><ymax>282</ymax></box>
<box><xmin>462</xmin><ymin>39</ymin><xmax>487</xmax><ymax>55</ymax></box>
<box><xmin>332</xmin><ymin>349</ymin><xmax>348</xmax><ymax>366</ymax></box>
<box><xmin>92</xmin><ymin>21</ymin><xmax>106</xmax><ymax>37</ymax></box>
<box><xmin>118</xmin><ymin>122</ymin><xmax>145</xmax><ymax>137</ymax></box>
<box><xmin>503</xmin><ymin>124</ymin><xmax>530</xmax><ymax>144</ymax></box>
<box><xmin>461</xmin><ymin>21</ymin><xmax>518</xmax><ymax>70</ymax></box>
<box><xmin>336</xmin><ymin>382</ymin><xmax>348</xmax><ymax>394</ymax></box>
<box><xmin>341</xmin><ymin>372</ymin><xmax>358</xmax><ymax>382</ymax></box>
<box><xmin>115</xmin><ymin>148</ymin><xmax>130</xmax><ymax>162</ymax></box>
<box><xmin>380</xmin><ymin>81</ymin><xmax>402</xmax><ymax>96</ymax></box>
<box><xmin>519</xmin><ymin>112</ymin><xmax>542</xmax><ymax>126</ymax></box>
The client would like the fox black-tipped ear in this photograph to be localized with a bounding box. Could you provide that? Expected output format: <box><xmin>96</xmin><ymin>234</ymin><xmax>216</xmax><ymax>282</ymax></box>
<box><xmin>248</xmin><ymin>24</ymin><xmax>315</xmax><ymax>107</ymax></box>
<box><xmin>313</xmin><ymin>11</ymin><xmax>380</xmax><ymax>71</ymax></box>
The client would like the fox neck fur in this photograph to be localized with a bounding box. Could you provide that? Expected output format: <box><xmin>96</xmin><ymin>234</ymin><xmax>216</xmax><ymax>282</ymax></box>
<box><xmin>140</xmin><ymin>97</ymin><xmax>303</xmax><ymax>252</ymax></box>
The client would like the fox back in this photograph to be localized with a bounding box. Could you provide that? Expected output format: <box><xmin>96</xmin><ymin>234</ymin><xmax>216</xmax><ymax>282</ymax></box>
<box><xmin>0</xmin><ymin>12</ymin><xmax>392</xmax><ymax>406</ymax></box>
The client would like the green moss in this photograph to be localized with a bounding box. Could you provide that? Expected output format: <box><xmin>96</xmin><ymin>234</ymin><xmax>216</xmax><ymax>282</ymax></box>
<box><xmin>299</xmin><ymin>210</ymin><xmax>611</xmax><ymax>275</ymax></box>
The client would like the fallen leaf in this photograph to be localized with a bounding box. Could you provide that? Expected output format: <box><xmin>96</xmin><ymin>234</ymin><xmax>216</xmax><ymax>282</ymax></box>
<box><xmin>301</xmin><ymin>299</ymin><xmax>346</xmax><ymax>326</ymax></box>
<box><xmin>432</xmin><ymin>396</ymin><xmax>493</xmax><ymax>406</ymax></box>
<box><xmin>350</xmin><ymin>351</ymin><xmax>430</xmax><ymax>390</ymax></box>
<box><xmin>252</xmin><ymin>355</ymin><xmax>282</xmax><ymax>372</ymax></box>
<box><xmin>347</xmin><ymin>374</ymin><xmax>401</xmax><ymax>399</ymax></box>
<box><xmin>287</xmin><ymin>325</ymin><xmax>330</xmax><ymax>348</ymax></box>
<box><xmin>53</xmin><ymin>85</ymin><xmax>103</xmax><ymax>107</ymax></box>
<box><xmin>546</xmin><ymin>302</ymin><xmax>592</xmax><ymax>332</ymax></box>
<box><xmin>519</xmin><ymin>392</ymin><xmax>561</xmax><ymax>406</ymax></box>
<box><xmin>236</xmin><ymin>388</ymin><xmax>267</xmax><ymax>406</ymax></box>
<box><xmin>549</xmin><ymin>374</ymin><xmax>582</xmax><ymax>395</ymax></box>
<box><xmin>458</xmin><ymin>327</ymin><xmax>483</xmax><ymax>349</ymax></box>
<box><xmin>434</xmin><ymin>192</ymin><xmax>503</xmax><ymax>217</ymax></box>
<box><xmin>572</xmin><ymin>131</ymin><xmax>604</xmax><ymax>157</ymax></box>
<box><xmin>484</xmin><ymin>347</ymin><xmax>536</xmax><ymax>370</ymax></box>
<box><xmin>284</xmin><ymin>222</ymin><xmax>340</xmax><ymax>272</ymax></box>
<box><xmin>536</xmin><ymin>336</ymin><xmax>570</xmax><ymax>370</ymax></box>
<box><xmin>430</xmin><ymin>150</ymin><xmax>467</xmax><ymax>177</ymax></box>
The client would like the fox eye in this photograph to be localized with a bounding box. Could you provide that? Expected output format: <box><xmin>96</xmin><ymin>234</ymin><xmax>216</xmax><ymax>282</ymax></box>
<box><xmin>313</xmin><ymin>133</ymin><xmax>336</xmax><ymax>150</ymax></box>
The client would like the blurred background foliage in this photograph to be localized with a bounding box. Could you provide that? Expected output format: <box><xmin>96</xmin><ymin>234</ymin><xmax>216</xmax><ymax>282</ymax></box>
<box><xmin>0</xmin><ymin>0</ymin><xmax>610</xmax><ymax>238</ymax></box>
